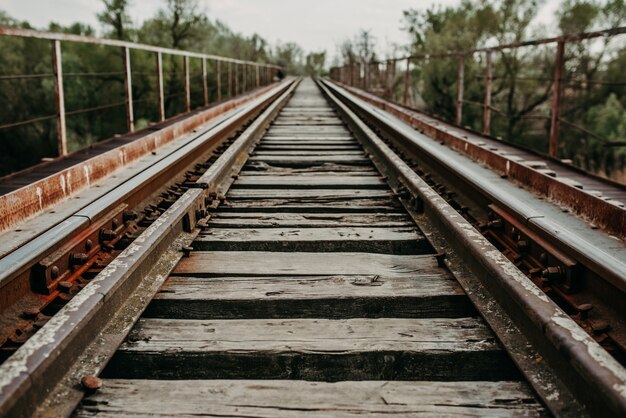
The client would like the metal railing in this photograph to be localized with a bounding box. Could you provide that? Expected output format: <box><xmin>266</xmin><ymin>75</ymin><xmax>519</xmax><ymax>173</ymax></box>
<box><xmin>0</xmin><ymin>27</ymin><xmax>282</xmax><ymax>159</ymax></box>
<box><xmin>330</xmin><ymin>26</ymin><xmax>626</xmax><ymax>158</ymax></box>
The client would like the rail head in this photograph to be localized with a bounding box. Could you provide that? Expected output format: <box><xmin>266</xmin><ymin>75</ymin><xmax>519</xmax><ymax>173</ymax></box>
<box><xmin>0</xmin><ymin>77</ymin><xmax>301</xmax><ymax>418</ymax></box>
<box><xmin>318</xmin><ymin>77</ymin><xmax>626</xmax><ymax>418</ymax></box>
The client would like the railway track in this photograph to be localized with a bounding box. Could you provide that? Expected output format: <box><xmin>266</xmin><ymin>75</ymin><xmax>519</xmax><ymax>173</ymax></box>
<box><xmin>0</xmin><ymin>79</ymin><xmax>625</xmax><ymax>417</ymax></box>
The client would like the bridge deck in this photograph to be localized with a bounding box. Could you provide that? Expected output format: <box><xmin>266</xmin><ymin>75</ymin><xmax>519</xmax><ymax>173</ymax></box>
<box><xmin>75</xmin><ymin>79</ymin><xmax>546</xmax><ymax>416</ymax></box>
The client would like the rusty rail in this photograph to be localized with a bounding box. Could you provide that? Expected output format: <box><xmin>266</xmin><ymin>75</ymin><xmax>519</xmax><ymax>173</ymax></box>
<box><xmin>330</xmin><ymin>25</ymin><xmax>626</xmax><ymax>158</ymax></box>
<box><xmin>319</xmin><ymin>78</ymin><xmax>626</xmax><ymax>417</ymax></box>
<box><xmin>0</xmin><ymin>27</ymin><xmax>282</xmax><ymax>159</ymax></box>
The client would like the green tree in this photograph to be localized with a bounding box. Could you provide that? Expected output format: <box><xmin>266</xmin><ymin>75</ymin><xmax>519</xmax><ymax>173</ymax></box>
<box><xmin>97</xmin><ymin>0</ymin><xmax>133</xmax><ymax>40</ymax></box>
<box><xmin>305</xmin><ymin>51</ymin><xmax>326</xmax><ymax>76</ymax></box>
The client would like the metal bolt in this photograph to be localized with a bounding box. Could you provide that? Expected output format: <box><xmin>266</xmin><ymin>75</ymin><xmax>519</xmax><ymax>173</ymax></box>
<box><xmin>111</xmin><ymin>218</ymin><xmax>120</xmax><ymax>229</ymax></box>
<box><xmin>99</xmin><ymin>228</ymin><xmax>117</xmax><ymax>242</ymax></box>
<box><xmin>58</xmin><ymin>281</ymin><xmax>73</xmax><ymax>293</ymax></box>
<box><xmin>517</xmin><ymin>240</ymin><xmax>529</xmax><ymax>252</ymax></box>
<box><xmin>123</xmin><ymin>210</ymin><xmax>138</xmax><ymax>222</ymax></box>
<box><xmin>577</xmin><ymin>303</ymin><xmax>593</xmax><ymax>320</ymax></box>
<box><xmin>22</xmin><ymin>308</ymin><xmax>40</xmax><ymax>319</ymax></box>
<box><xmin>591</xmin><ymin>320</ymin><xmax>610</xmax><ymax>334</ymax></box>
<box><xmin>81</xmin><ymin>375</ymin><xmax>103</xmax><ymax>392</ymax></box>
<box><xmin>69</xmin><ymin>253</ymin><xmax>89</xmax><ymax>266</ymax></box>
<box><xmin>539</xmin><ymin>253</ymin><xmax>548</xmax><ymax>264</ymax></box>
<box><xmin>50</xmin><ymin>266</ymin><xmax>60</xmax><ymax>279</ymax></box>
<box><xmin>85</xmin><ymin>239</ymin><xmax>93</xmax><ymax>252</ymax></box>
<box><xmin>542</xmin><ymin>266</ymin><xmax>563</xmax><ymax>282</ymax></box>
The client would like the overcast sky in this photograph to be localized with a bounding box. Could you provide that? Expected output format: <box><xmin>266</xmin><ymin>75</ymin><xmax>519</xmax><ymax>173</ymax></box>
<box><xmin>3</xmin><ymin>0</ymin><xmax>562</xmax><ymax>60</ymax></box>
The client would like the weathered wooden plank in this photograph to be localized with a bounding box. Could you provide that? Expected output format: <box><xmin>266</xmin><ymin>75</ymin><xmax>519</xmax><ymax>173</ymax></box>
<box><xmin>253</xmin><ymin>150</ymin><xmax>365</xmax><ymax>156</ymax></box>
<box><xmin>206</xmin><ymin>212</ymin><xmax>413</xmax><ymax>228</ymax></box>
<box><xmin>226</xmin><ymin>188</ymin><xmax>391</xmax><ymax>198</ymax></box>
<box><xmin>243</xmin><ymin>162</ymin><xmax>379</xmax><ymax>175</ymax></box>
<box><xmin>262</xmin><ymin>136</ymin><xmax>353</xmax><ymax>141</ymax></box>
<box><xmin>256</xmin><ymin>145</ymin><xmax>361</xmax><ymax>150</ymax></box>
<box><xmin>104</xmin><ymin>318</ymin><xmax>517</xmax><ymax>380</ymax></box>
<box><xmin>217</xmin><ymin>197</ymin><xmax>403</xmax><ymax>212</ymax></box>
<box><xmin>173</xmin><ymin>251</ymin><xmax>440</xmax><ymax>277</ymax></box>
<box><xmin>234</xmin><ymin>174</ymin><xmax>382</xmax><ymax>190</ymax></box>
<box><xmin>146</xmin><ymin>275</ymin><xmax>473</xmax><ymax>319</ymax></box>
<box><xmin>272</xmin><ymin>122</ymin><xmax>344</xmax><ymax>126</ymax></box>
<box><xmin>195</xmin><ymin>226</ymin><xmax>430</xmax><ymax>254</ymax></box>
<box><xmin>77</xmin><ymin>380</ymin><xmax>546</xmax><ymax>417</ymax></box>
<box><xmin>248</xmin><ymin>155</ymin><xmax>370</xmax><ymax>166</ymax></box>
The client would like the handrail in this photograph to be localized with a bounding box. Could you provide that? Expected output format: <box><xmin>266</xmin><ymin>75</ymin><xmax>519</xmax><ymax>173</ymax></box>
<box><xmin>0</xmin><ymin>27</ymin><xmax>284</xmax><ymax>162</ymax></box>
<box><xmin>330</xmin><ymin>25</ymin><xmax>626</xmax><ymax>158</ymax></box>
<box><xmin>0</xmin><ymin>27</ymin><xmax>281</xmax><ymax>68</ymax></box>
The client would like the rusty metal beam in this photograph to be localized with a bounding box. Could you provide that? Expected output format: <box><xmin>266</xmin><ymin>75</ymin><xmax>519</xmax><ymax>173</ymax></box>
<box><xmin>0</xmin><ymin>81</ymin><xmax>290</xmax><ymax>235</ymax></box>
<box><xmin>320</xmin><ymin>78</ymin><xmax>626</xmax><ymax>417</ymax></box>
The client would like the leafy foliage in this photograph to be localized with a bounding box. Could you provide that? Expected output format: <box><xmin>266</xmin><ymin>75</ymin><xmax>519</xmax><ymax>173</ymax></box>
<box><xmin>0</xmin><ymin>1</ymin><xmax>306</xmax><ymax>176</ymax></box>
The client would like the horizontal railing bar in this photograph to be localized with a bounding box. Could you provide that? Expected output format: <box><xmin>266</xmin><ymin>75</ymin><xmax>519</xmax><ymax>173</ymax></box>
<box><xmin>65</xmin><ymin>100</ymin><xmax>126</xmax><ymax>116</ymax></box>
<box><xmin>0</xmin><ymin>114</ymin><xmax>56</xmax><ymax>130</ymax></box>
<box><xmin>0</xmin><ymin>73</ymin><xmax>53</xmax><ymax>80</ymax></box>
<box><xmin>0</xmin><ymin>27</ymin><xmax>282</xmax><ymax>69</ymax></box>
<box><xmin>350</xmin><ymin>26</ymin><xmax>626</xmax><ymax>64</ymax></box>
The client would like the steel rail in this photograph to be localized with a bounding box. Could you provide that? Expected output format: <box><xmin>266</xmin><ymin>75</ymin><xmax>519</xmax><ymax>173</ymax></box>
<box><xmin>0</xmin><ymin>78</ymin><xmax>299</xmax><ymax>418</ymax></box>
<box><xmin>0</xmin><ymin>81</ymin><xmax>287</xmax><ymax>236</ymax></box>
<box><xmin>325</xmin><ymin>81</ymin><xmax>626</xmax><ymax>292</ymax></box>
<box><xmin>318</xmin><ymin>78</ymin><xmax>626</xmax><ymax>417</ymax></box>
<box><xmin>0</xmin><ymin>80</ymin><xmax>294</xmax><ymax>316</ymax></box>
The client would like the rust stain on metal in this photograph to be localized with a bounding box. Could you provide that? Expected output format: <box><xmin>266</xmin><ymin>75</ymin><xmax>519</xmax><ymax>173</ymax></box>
<box><xmin>0</xmin><ymin>81</ymin><xmax>287</xmax><ymax>234</ymax></box>
<box><xmin>335</xmin><ymin>82</ymin><xmax>626</xmax><ymax>241</ymax></box>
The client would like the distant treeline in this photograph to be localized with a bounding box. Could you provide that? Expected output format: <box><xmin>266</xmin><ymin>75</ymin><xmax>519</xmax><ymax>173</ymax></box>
<box><xmin>338</xmin><ymin>0</ymin><xmax>626</xmax><ymax>183</ymax></box>
<box><xmin>0</xmin><ymin>0</ymin><xmax>326</xmax><ymax>176</ymax></box>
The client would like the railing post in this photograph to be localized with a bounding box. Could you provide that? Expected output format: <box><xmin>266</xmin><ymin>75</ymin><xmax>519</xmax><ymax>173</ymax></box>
<box><xmin>455</xmin><ymin>54</ymin><xmax>465</xmax><ymax>126</ymax></box>
<box><xmin>403</xmin><ymin>58</ymin><xmax>410</xmax><ymax>105</ymax></box>
<box><xmin>363</xmin><ymin>63</ymin><xmax>370</xmax><ymax>91</ymax></box>
<box><xmin>156</xmin><ymin>52</ymin><xmax>165</xmax><ymax>121</ymax></box>
<box><xmin>235</xmin><ymin>63</ymin><xmax>239</xmax><ymax>96</ymax></box>
<box><xmin>122</xmin><ymin>47</ymin><xmax>134</xmax><ymax>132</ymax></box>
<box><xmin>228</xmin><ymin>61</ymin><xmax>232</xmax><ymax>97</ymax></box>
<box><xmin>483</xmin><ymin>50</ymin><xmax>493</xmax><ymax>135</ymax></box>
<box><xmin>51</xmin><ymin>40</ymin><xmax>67</xmax><ymax>156</ymax></box>
<box><xmin>256</xmin><ymin>65</ymin><xmax>260</xmax><ymax>88</ymax></box>
<box><xmin>184</xmin><ymin>55</ymin><xmax>191</xmax><ymax>112</ymax></box>
<box><xmin>201</xmin><ymin>57</ymin><xmax>208</xmax><ymax>106</ymax></box>
<box><xmin>383</xmin><ymin>61</ymin><xmax>389</xmax><ymax>97</ymax></box>
<box><xmin>243</xmin><ymin>64</ymin><xmax>247</xmax><ymax>92</ymax></box>
<box><xmin>549</xmin><ymin>41</ymin><xmax>565</xmax><ymax>158</ymax></box>
<box><xmin>216</xmin><ymin>60</ymin><xmax>222</xmax><ymax>101</ymax></box>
